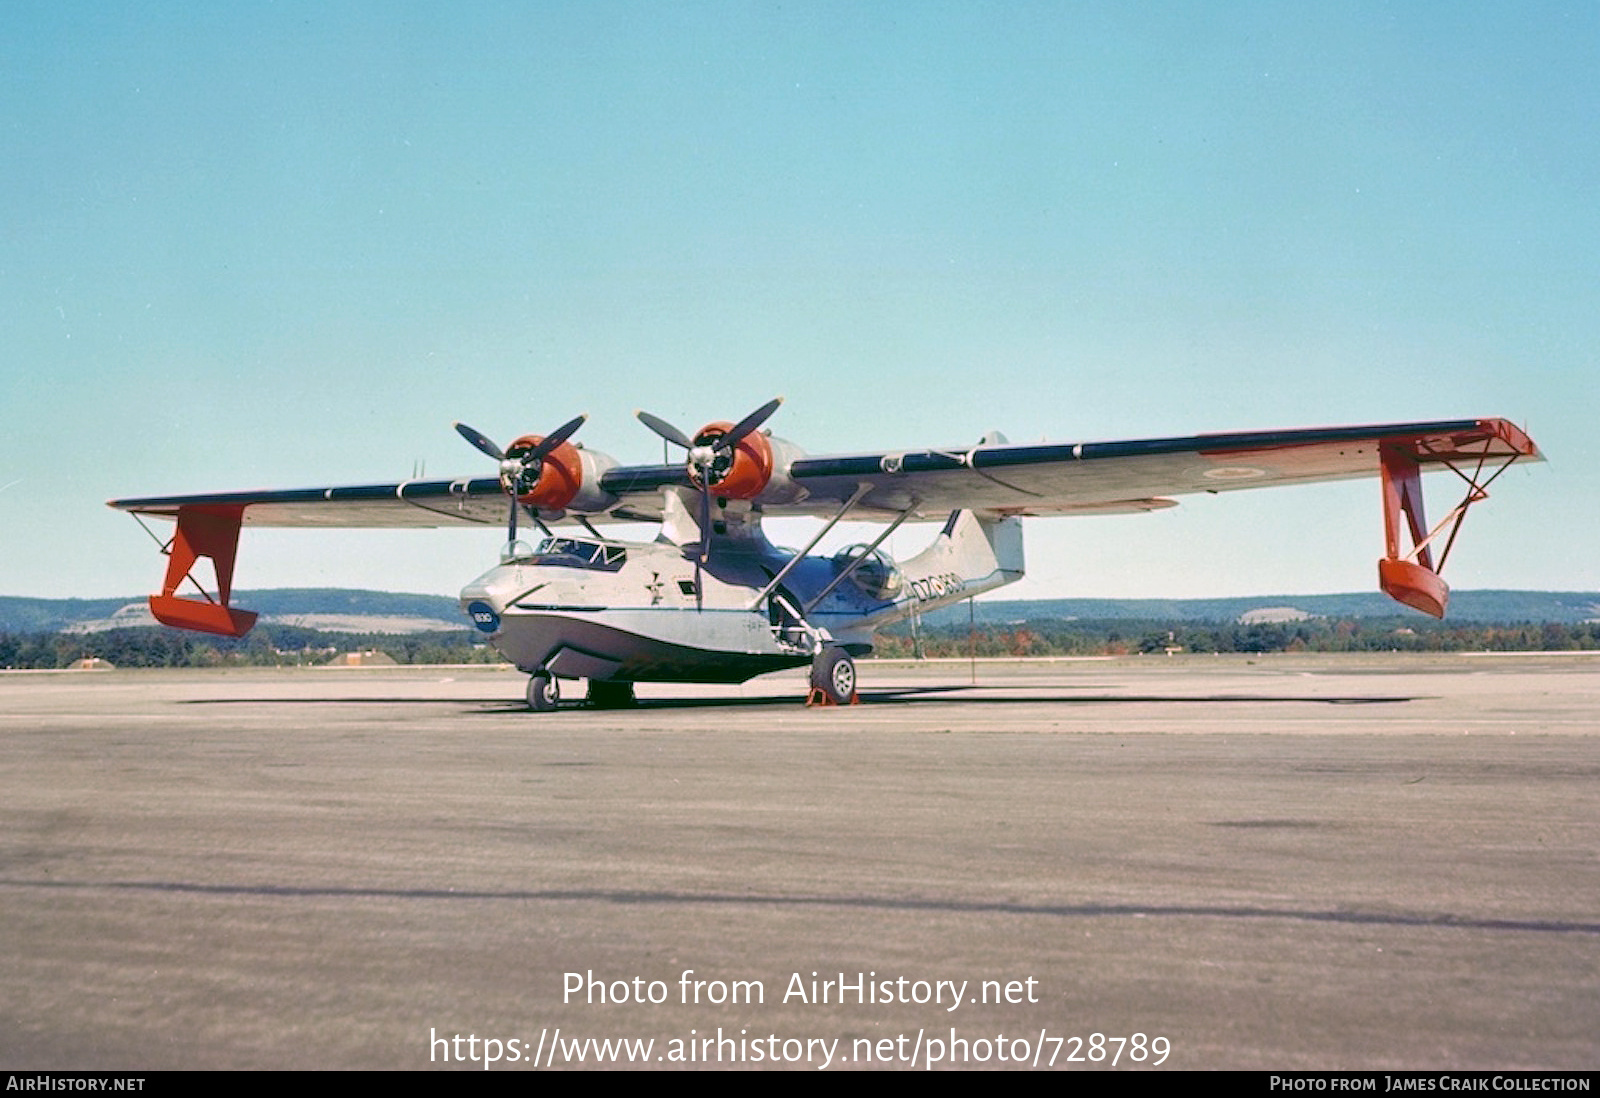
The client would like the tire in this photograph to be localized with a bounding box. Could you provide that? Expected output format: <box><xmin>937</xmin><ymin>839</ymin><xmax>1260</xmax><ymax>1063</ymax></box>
<box><xmin>527</xmin><ymin>671</ymin><xmax>559</xmax><ymax>712</ymax></box>
<box><xmin>586</xmin><ymin>680</ymin><xmax>636</xmax><ymax>709</ymax></box>
<box><xmin>809</xmin><ymin>646</ymin><xmax>857</xmax><ymax>705</ymax></box>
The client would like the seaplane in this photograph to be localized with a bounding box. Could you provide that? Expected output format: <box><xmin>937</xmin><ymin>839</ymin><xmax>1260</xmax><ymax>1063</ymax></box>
<box><xmin>108</xmin><ymin>400</ymin><xmax>1541</xmax><ymax>710</ymax></box>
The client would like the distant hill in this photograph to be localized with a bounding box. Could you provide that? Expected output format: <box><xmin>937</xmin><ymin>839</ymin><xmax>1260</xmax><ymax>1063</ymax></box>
<box><xmin>0</xmin><ymin>589</ymin><xmax>464</xmax><ymax>634</ymax></box>
<box><xmin>2</xmin><ymin>588</ymin><xmax>1596</xmax><ymax>635</ymax></box>
<box><xmin>912</xmin><ymin>590</ymin><xmax>1600</xmax><ymax>626</ymax></box>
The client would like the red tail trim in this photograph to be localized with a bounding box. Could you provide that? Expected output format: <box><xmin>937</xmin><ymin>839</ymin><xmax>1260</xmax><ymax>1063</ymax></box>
<box><xmin>147</xmin><ymin>505</ymin><xmax>259</xmax><ymax>637</ymax></box>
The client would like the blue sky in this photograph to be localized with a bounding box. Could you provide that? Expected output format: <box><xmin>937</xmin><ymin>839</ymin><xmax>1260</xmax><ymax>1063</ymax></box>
<box><xmin>3</xmin><ymin>2</ymin><xmax>1594</xmax><ymax>601</ymax></box>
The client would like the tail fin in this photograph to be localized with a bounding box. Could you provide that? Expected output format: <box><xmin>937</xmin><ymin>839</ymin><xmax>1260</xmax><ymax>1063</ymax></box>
<box><xmin>892</xmin><ymin>509</ymin><xmax>1024</xmax><ymax>615</ymax></box>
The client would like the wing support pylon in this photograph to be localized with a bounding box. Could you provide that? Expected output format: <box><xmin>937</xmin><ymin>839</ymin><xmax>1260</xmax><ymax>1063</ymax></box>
<box><xmin>1377</xmin><ymin>423</ymin><xmax>1534</xmax><ymax>619</ymax></box>
<box><xmin>146</xmin><ymin>505</ymin><xmax>259</xmax><ymax>638</ymax></box>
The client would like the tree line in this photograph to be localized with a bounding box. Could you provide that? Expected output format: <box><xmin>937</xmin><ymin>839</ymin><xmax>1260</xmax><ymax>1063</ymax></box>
<box><xmin>3</xmin><ymin>615</ymin><xmax>1597</xmax><ymax>670</ymax></box>
<box><xmin>0</xmin><ymin>625</ymin><xmax>499</xmax><ymax>670</ymax></box>
<box><xmin>873</xmin><ymin>616</ymin><xmax>1600</xmax><ymax>659</ymax></box>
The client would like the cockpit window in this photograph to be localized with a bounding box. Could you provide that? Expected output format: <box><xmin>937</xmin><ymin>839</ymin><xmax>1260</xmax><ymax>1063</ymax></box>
<box><xmin>530</xmin><ymin>537</ymin><xmax>627</xmax><ymax>571</ymax></box>
<box><xmin>831</xmin><ymin>544</ymin><xmax>902</xmax><ymax>600</ymax></box>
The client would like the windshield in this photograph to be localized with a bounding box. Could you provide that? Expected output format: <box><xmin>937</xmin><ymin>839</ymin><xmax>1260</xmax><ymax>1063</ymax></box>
<box><xmin>529</xmin><ymin>536</ymin><xmax>627</xmax><ymax>571</ymax></box>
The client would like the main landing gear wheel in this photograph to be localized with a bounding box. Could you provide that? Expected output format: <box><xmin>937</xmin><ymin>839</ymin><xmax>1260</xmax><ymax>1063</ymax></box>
<box><xmin>586</xmin><ymin>680</ymin><xmax>636</xmax><ymax>709</ymax></box>
<box><xmin>527</xmin><ymin>671</ymin><xmax>559</xmax><ymax>712</ymax></box>
<box><xmin>807</xmin><ymin>646</ymin><xmax>858</xmax><ymax>707</ymax></box>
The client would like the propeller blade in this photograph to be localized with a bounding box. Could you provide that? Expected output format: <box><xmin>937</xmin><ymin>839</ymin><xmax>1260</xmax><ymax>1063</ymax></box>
<box><xmin>716</xmin><ymin>396</ymin><xmax>784</xmax><ymax>452</ymax></box>
<box><xmin>695</xmin><ymin>484</ymin><xmax>711</xmax><ymax>611</ymax></box>
<box><xmin>454</xmin><ymin>422</ymin><xmax>505</xmax><ymax>462</ymax></box>
<box><xmin>635</xmin><ymin>409</ymin><xmax>694</xmax><ymax>451</ymax></box>
<box><xmin>525</xmin><ymin>413</ymin><xmax>588</xmax><ymax>461</ymax></box>
<box><xmin>456</xmin><ymin>415</ymin><xmax>585</xmax><ymax>553</ymax></box>
<box><xmin>698</xmin><ymin>480</ymin><xmax>713</xmax><ymax>564</ymax></box>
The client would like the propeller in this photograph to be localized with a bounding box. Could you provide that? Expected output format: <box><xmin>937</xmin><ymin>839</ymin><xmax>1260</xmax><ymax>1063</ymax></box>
<box><xmin>454</xmin><ymin>413</ymin><xmax>587</xmax><ymax>553</ymax></box>
<box><xmin>635</xmin><ymin>397</ymin><xmax>784</xmax><ymax>609</ymax></box>
<box><xmin>636</xmin><ymin>397</ymin><xmax>782</xmax><ymax>486</ymax></box>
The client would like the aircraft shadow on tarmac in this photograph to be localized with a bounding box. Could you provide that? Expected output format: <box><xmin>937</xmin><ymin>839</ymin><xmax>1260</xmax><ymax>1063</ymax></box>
<box><xmin>3</xmin><ymin>877</ymin><xmax>1594</xmax><ymax>936</ymax></box>
<box><xmin>182</xmin><ymin>686</ymin><xmax>1420</xmax><ymax>713</ymax></box>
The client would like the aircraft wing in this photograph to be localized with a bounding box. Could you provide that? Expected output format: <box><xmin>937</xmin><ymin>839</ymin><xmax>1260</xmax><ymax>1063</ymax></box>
<box><xmin>772</xmin><ymin>417</ymin><xmax>1541</xmax><ymax>519</ymax></box>
<box><xmin>592</xmin><ymin>416</ymin><xmax>1540</xmax><ymax>522</ymax></box>
<box><xmin>110</xmin><ymin>476</ymin><xmax>519</xmax><ymax>528</ymax></box>
<box><xmin>107</xmin><ymin>417</ymin><xmax>1540</xmax><ymax>526</ymax></box>
<box><xmin>108</xmin><ymin>417</ymin><xmax>1539</xmax><ymax>634</ymax></box>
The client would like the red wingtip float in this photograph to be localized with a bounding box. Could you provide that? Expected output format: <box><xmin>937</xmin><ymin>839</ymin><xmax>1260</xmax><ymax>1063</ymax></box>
<box><xmin>1374</xmin><ymin>419</ymin><xmax>1540</xmax><ymax>619</ymax></box>
<box><xmin>146</xmin><ymin>505</ymin><xmax>259</xmax><ymax>638</ymax></box>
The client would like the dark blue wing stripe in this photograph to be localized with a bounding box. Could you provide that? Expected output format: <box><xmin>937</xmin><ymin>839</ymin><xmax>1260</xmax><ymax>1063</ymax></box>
<box><xmin>789</xmin><ymin>419</ymin><xmax>1495</xmax><ymax>480</ymax></box>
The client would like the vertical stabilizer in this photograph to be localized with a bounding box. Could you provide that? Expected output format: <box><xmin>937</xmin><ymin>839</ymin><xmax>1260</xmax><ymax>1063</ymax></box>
<box><xmin>883</xmin><ymin>509</ymin><xmax>1025</xmax><ymax>622</ymax></box>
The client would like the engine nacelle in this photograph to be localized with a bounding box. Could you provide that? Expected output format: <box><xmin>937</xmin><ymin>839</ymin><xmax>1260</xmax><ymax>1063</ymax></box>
<box><xmin>687</xmin><ymin>421</ymin><xmax>770</xmax><ymax>498</ymax></box>
<box><xmin>688</xmin><ymin>423</ymin><xmax>807</xmax><ymax>505</ymax></box>
<box><xmin>502</xmin><ymin>435</ymin><xmax>619</xmax><ymax>514</ymax></box>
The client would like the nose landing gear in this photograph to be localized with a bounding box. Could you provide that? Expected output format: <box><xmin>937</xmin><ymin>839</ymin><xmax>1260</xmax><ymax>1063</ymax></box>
<box><xmin>525</xmin><ymin>672</ymin><xmax>639</xmax><ymax>711</ymax></box>
<box><xmin>526</xmin><ymin>670</ymin><xmax>559</xmax><ymax>711</ymax></box>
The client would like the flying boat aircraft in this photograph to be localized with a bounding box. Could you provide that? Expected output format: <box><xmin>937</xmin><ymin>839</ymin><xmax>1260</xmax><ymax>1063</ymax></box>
<box><xmin>108</xmin><ymin>401</ymin><xmax>1541</xmax><ymax>710</ymax></box>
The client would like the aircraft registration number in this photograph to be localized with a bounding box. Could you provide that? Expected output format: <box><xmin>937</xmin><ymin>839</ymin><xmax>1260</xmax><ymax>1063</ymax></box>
<box><xmin>908</xmin><ymin>572</ymin><xmax>965</xmax><ymax>602</ymax></box>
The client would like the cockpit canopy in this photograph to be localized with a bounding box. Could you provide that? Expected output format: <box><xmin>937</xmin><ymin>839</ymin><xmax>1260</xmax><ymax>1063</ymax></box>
<box><xmin>830</xmin><ymin>544</ymin><xmax>902</xmax><ymax>600</ymax></box>
<box><xmin>505</xmin><ymin>536</ymin><xmax>628</xmax><ymax>571</ymax></box>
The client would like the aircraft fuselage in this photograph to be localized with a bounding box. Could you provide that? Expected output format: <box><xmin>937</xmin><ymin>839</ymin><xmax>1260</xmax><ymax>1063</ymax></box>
<box><xmin>458</xmin><ymin>511</ymin><xmax>1023</xmax><ymax>685</ymax></box>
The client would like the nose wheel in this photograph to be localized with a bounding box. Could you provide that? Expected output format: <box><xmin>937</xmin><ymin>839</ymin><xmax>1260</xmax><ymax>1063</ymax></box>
<box><xmin>807</xmin><ymin>646</ymin><xmax>859</xmax><ymax>707</ymax></box>
<box><xmin>527</xmin><ymin>670</ymin><xmax>560</xmax><ymax>711</ymax></box>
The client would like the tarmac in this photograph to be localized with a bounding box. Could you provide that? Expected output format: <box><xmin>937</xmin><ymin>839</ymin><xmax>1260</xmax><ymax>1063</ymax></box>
<box><xmin>1</xmin><ymin>653</ymin><xmax>1596</xmax><ymax>1071</ymax></box>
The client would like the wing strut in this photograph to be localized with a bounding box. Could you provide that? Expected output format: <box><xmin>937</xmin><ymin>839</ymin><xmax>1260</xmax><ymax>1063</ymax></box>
<box><xmin>146</xmin><ymin>505</ymin><xmax>259</xmax><ymax>637</ymax></box>
<box><xmin>1377</xmin><ymin>439</ymin><xmax>1526</xmax><ymax>619</ymax></box>
<box><xmin>745</xmin><ymin>483</ymin><xmax>873</xmax><ymax>611</ymax></box>
<box><xmin>803</xmin><ymin>506</ymin><xmax>914</xmax><ymax>614</ymax></box>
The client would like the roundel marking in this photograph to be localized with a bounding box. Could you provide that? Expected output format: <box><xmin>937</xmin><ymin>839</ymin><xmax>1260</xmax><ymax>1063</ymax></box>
<box><xmin>467</xmin><ymin>600</ymin><xmax>501</xmax><ymax>634</ymax></box>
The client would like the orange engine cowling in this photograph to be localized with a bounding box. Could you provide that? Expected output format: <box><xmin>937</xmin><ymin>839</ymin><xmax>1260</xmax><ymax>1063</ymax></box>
<box><xmin>503</xmin><ymin>434</ymin><xmax>585</xmax><ymax>510</ymax></box>
<box><xmin>689</xmin><ymin>421</ymin><xmax>775</xmax><ymax>499</ymax></box>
